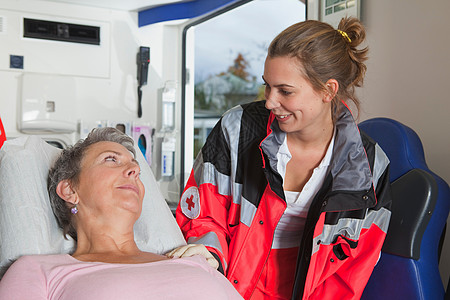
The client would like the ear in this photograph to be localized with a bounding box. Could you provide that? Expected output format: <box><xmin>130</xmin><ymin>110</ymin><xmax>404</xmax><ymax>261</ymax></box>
<box><xmin>323</xmin><ymin>79</ymin><xmax>339</xmax><ymax>103</ymax></box>
<box><xmin>56</xmin><ymin>180</ymin><xmax>78</xmax><ymax>205</ymax></box>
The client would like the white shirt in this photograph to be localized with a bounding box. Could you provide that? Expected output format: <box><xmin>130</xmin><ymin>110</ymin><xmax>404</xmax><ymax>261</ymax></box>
<box><xmin>272</xmin><ymin>133</ymin><xmax>335</xmax><ymax>249</ymax></box>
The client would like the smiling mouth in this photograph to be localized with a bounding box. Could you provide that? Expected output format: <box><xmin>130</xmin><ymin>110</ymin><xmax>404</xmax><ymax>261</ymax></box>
<box><xmin>276</xmin><ymin>114</ymin><xmax>291</xmax><ymax>120</ymax></box>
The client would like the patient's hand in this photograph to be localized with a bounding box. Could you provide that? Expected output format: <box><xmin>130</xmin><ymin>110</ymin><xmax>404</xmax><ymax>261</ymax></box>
<box><xmin>166</xmin><ymin>244</ymin><xmax>219</xmax><ymax>269</ymax></box>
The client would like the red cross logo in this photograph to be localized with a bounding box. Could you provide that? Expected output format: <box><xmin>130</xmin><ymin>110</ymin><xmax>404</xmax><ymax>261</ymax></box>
<box><xmin>181</xmin><ymin>187</ymin><xmax>200</xmax><ymax>219</ymax></box>
<box><xmin>186</xmin><ymin>195</ymin><xmax>195</xmax><ymax>211</ymax></box>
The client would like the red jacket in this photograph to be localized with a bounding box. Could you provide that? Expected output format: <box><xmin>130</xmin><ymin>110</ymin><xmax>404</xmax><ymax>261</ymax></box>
<box><xmin>177</xmin><ymin>101</ymin><xmax>392</xmax><ymax>299</ymax></box>
<box><xmin>0</xmin><ymin>116</ymin><xmax>6</xmax><ymax>148</ymax></box>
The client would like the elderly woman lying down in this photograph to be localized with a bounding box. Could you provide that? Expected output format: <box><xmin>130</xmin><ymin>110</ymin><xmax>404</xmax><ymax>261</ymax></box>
<box><xmin>0</xmin><ymin>127</ymin><xmax>242</xmax><ymax>300</ymax></box>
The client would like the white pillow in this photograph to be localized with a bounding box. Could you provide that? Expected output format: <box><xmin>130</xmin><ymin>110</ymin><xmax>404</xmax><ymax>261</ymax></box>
<box><xmin>0</xmin><ymin>136</ymin><xmax>185</xmax><ymax>277</ymax></box>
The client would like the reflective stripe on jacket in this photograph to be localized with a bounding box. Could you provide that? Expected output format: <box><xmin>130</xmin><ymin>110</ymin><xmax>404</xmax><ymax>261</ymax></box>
<box><xmin>176</xmin><ymin>100</ymin><xmax>392</xmax><ymax>300</ymax></box>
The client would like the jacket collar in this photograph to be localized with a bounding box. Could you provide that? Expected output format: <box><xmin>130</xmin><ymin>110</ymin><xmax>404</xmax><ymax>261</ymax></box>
<box><xmin>260</xmin><ymin>103</ymin><xmax>374</xmax><ymax>196</ymax></box>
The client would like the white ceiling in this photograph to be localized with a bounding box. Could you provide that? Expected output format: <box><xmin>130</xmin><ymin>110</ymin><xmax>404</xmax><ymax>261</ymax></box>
<box><xmin>39</xmin><ymin>0</ymin><xmax>189</xmax><ymax>12</ymax></box>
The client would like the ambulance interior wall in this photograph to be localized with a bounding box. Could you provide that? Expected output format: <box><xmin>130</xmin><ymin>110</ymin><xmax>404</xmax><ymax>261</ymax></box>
<box><xmin>359</xmin><ymin>0</ymin><xmax>450</xmax><ymax>287</ymax></box>
<box><xmin>0</xmin><ymin>0</ymin><xmax>183</xmax><ymax>204</ymax></box>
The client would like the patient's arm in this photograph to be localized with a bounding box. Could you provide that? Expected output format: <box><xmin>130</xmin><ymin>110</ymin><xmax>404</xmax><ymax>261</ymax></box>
<box><xmin>166</xmin><ymin>244</ymin><xmax>219</xmax><ymax>269</ymax></box>
<box><xmin>0</xmin><ymin>256</ymin><xmax>47</xmax><ymax>299</ymax></box>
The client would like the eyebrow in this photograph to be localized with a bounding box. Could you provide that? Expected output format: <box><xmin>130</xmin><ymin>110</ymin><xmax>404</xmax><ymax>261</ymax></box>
<box><xmin>99</xmin><ymin>150</ymin><xmax>140</xmax><ymax>166</ymax></box>
<box><xmin>261</xmin><ymin>76</ymin><xmax>295</xmax><ymax>88</ymax></box>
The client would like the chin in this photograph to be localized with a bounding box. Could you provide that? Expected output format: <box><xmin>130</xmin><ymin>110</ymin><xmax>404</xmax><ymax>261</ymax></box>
<box><xmin>279</xmin><ymin>124</ymin><xmax>296</xmax><ymax>134</ymax></box>
<box><xmin>122</xmin><ymin>200</ymin><xmax>143</xmax><ymax>215</ymax></box>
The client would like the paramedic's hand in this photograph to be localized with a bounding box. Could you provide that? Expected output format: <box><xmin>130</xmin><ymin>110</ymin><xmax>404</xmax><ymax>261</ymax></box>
<box><xmin>166</xmin><ymin>244</ymin><xmax>219</xmax><ymax>269</ymax></box>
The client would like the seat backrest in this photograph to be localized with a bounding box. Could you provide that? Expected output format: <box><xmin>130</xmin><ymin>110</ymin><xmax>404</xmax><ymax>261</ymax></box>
<box><xmin>359</xmin><ymin>118</ymin><xmax>450</xmax><ymax>300</ymax></box>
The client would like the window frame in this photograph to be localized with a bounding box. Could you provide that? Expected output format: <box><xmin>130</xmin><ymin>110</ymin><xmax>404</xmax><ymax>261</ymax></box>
<box><xmin>179</xmin><ymin>0</ymin><xmax>253</xmax><ymax>194</ymax></box>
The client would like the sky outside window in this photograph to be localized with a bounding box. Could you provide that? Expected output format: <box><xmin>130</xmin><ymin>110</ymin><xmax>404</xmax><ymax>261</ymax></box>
<box><xmin>194</xmin><ymin>0</ymin><xmax>306</xmax><ymax>84</ymax></box>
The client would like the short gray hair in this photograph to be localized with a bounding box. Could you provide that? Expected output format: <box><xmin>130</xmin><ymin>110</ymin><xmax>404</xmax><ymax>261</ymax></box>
<box><xmin>47</xmin><ymin>127</ymin><xmax>135</xmax><ymax>241</ymax></box>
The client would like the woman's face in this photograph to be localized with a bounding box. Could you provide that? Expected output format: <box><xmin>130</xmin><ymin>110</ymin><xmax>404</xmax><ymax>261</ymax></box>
<box><xmin>263</xmin><ymin>56</ymin><xmax>332</xmax><ymax>135</ymax></box>
<box><xmin>75</xmin><ymin>141</ymin><xmax>145</xmax><ymax>222</ymax></box>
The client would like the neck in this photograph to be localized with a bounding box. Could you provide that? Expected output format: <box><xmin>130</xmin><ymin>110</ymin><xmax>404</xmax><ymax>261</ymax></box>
<box><xmin>73</xmin><ymin>221</ymin><xmax>140</xmax><ymax>257</ymax></box>
<box><xmin>72</xmin><ymin>231</ymin><xmax>168</xmax><ymax>264</ymax></box>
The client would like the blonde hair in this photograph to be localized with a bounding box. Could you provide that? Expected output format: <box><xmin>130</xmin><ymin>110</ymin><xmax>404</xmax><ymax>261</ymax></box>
<box><xmin>268</xmin><ymin>17</ymin><xmax>368</xmax><ymax>120</ymax></box>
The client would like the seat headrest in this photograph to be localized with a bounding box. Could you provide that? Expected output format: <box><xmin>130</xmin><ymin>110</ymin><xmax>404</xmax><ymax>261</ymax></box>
<box><xmin>359</xmin><ymin>118</ymin><xmax>427</xmax><ymax>181</ymax></box>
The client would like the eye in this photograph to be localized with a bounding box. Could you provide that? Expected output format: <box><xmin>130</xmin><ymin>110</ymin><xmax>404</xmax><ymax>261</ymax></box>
<box><xmin>105</xmin><ymin>155</ymin><xmax>118</xmax><ymax>162</ymax></box>
<box><xmin>280</xmin><ymin>89</ymin><xmax>292</xmax><ymax>96</ymax></box>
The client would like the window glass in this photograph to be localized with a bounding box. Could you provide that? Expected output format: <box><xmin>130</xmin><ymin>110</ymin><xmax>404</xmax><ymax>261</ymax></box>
<box><xmin>193</xmin><ymin>0</ymin><xmax>305</xmax><ymax>158</ymax></box>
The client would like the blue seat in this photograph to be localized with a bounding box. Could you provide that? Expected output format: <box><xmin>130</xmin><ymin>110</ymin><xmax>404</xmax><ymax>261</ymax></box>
<box><xmin>360</xmin><ymin>118</ymin><xmax>450</xmax><ymax>300</ymax></box>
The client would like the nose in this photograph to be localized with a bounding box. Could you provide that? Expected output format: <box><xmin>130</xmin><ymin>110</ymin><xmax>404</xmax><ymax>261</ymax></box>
<box><xmin>265</xmin><ymin>90</ymin><xmax>280</xmax><ymax>110</ymax></box>
<box><xmin>125</xmin><ymin>161</ymin><xmax>140</xmax><ymax>178</ymax></box>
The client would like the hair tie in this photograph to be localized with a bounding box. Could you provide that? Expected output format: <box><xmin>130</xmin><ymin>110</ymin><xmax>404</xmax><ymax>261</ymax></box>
<box><xmin>337</xmin><ymin>29</ymin><xmax>351</xmax><ymax>43</ymax></box>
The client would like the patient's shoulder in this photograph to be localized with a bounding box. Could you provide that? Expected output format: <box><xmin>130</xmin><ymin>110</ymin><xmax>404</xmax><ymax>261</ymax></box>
<box><xmin>1</xmin><ymin>255</ymin><xmax>54</xmax><ymax>283</ymax></box>
<box><xmin>14</xmin><ymin>254</ymin><xmax>73</xmax><ymax>268</ymax></box>
<box><xmin>3</xmin><ymin>254</ymin><xmax>76</xmax><ymax>280</ymax></box>
<box><xmin>18</xmin><ymin>253</ymin><xmax>70</xmax><ymax>261</ymax></box>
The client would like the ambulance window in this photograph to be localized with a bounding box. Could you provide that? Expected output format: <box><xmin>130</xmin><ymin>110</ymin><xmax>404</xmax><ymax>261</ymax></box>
<box><xmin>182</xmin><ymin>0</ymin><xmax>305</xmax><ymax>186</ymax></box>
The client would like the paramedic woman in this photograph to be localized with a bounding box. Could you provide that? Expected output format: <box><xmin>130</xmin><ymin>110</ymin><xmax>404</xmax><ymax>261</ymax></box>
<box><xmin>169</xmin><ymin>17</ymin><xmax>392</xmax><ymax>300</ymax></box>
<box><xmin>0</xmin><ymin>127</ymin><xmax>242</xmax><ymax>300</ymax></box>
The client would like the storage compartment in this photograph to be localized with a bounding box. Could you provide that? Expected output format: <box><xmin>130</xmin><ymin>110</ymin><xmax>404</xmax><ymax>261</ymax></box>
<box><xmin>0</xmin><ymin>9</ymin><xmax>110</xmax><ymax>78</ymax></box>
<box><xmin>19</xmin><ymin>73</ymin><xmax>77</xmax><ymax>133</ymax></box>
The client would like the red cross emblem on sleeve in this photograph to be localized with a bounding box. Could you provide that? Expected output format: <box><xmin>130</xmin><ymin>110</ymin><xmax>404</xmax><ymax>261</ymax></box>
<box><xmin>180</xmin><ymin>186</ymin><xmax>200</xmax><ymax>219</ymax></box>
<box><xmin>186</xmin><ymin>195</ymin><xmax>195</xmax><ymax>210</ymax></box>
